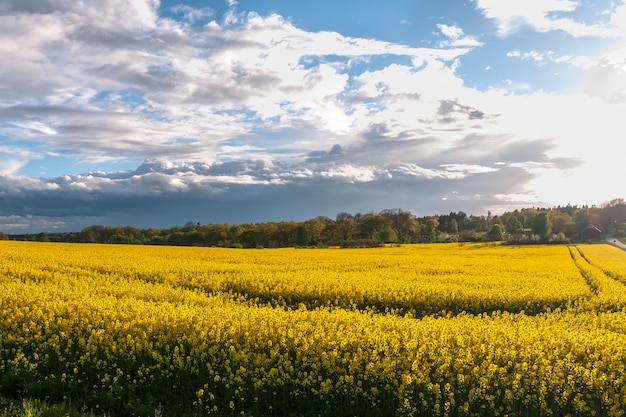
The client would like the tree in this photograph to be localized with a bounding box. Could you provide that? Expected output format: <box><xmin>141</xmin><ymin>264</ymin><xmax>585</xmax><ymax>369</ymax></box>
<box><xmin>0</xmin><ymin>230</ymin><xmax>8</xmax><ymax>240</ymax></box>
<box><xmin>467</xmin><ymin>215</ymin><xmax>487</xmax><ymax>232</ymax></box>
<box><xmin>532</xmin><ymin>211</ymin><xmax>551</xmax><ymax>240</ymax></box>
<box><xmin>380</xmin><ymin>209</ymin><xmax>419</xmax><ymax>243</ymax></box>
<box><xmin>334</xmin><ymin>217</ymin><xmax>358</xmax><ymax>243</ymax></box>
<box><xmin>422</xmin><ymin>217</ymin><xmax>440</xmax><ymax>242</ymax></box>
<box><xmin>304</xmin><ymin>217</ymin><xmax>329</xmax><ymax>246</ymax></box>
<box><xmin>295</xmin><ymin>224</ymin><xmax>310</xmax><ymax>246</ymax></box>
<box><xmin>335</xmin><ymin>212</ymin><xmax>353</xmax><ymax>221</ymax></box>
<box><xmin>450</xmin><ymin>218</ymin><xmax>459</xmax><ymax>235</ymax></box>
<box><xmin>373</xmin><ymin>227</ymin><xmax>398</xmax><ymax>244</ymax></box>
<box><xmin>487</xmin><ymin>225</ymin><xmax>503</xmax><ymax>241</ymax></box>
<box><xmin>505</xmin><ymin>216</ymin><xmax>523</xmax><ymax>234</ymax></box>
<box><xmin>238</xmin><ymin>224</ymin><xmax>262</xmax><ymax>248</ymax></box>
<box><xmin>273</xmin><ymin>221</ymin><xmax>299</xmax><ymax>247</ymax></box>
<box><xmin>200</xmin><ymin>224</ymin><xmax>231</xmax><ymax>246</ymax></box>
<box><xmin>519</xmin><ymin>208</ymin><xmax>538</xmax><ymax>230</ymax></box>
<box><xmin>79</xmin><ymin>225</ymin><xmax>106</xmax><ymax>243</ymax></box>
<box><xmin>358</xmin><ymin>213</ymin><xmax>391</xmax><ymax>240</ymax></box>
<box><xmin>573</xmin><ymin>208</ymin><xmax>590</xmax><ymax>230</ymax></box>
<box><xmin>549</xmin><ymin>210</ymin><xmax>574</xmax><ymax>239</ymax></box>
<box><xmin>601</xmin><ymin>198</ymin><xmax>626</xmax><ymax>236</ymax></box>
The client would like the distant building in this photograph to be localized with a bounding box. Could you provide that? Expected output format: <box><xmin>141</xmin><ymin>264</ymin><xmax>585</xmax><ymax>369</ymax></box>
<box><xmin>580</xmin><ymin>224</ymin><xmax>603</xmax><ymax>241</ymax></box>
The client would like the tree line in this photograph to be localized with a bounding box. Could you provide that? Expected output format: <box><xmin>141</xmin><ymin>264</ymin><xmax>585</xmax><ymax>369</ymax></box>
<box><xmin>2</xmin><ymin>199</ymin><xmax>625</xmax><ymax>248</ymax></box>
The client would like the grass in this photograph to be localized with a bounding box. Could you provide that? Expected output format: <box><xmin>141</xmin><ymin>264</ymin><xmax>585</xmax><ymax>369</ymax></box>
<box><xmin>0</xmin><ymin>397</ymin><xmax>108</xmax><ymax>417</ymax></box>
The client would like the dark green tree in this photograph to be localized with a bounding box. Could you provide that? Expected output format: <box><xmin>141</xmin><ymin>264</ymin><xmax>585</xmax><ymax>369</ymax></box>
<box><xmin>295</xmin><ymin>224</ymin><xmax>310</xmax><ymax>246</ymax></box>
<box><xmin>549</xmin><ymin>211</ymin><xmax>574</xmax><ymax>237</ymax></box>
<box><xmin>487</xmin><ymin>225</ymin><xmax>503</xmax><ymax>241</ymax></box>
<box><xmin>379</xmin><ymin>209</ymin><xmax>418</xmax><ymax>243</ymax></box>
<box><xmin>358</xmin><ymin>213</ymin><xmax>392</xmax><ymax>240</ymax></box>
<box><xmin>601</xmin><ymin>198</ymin><xmax>626</xmax><ymax>236</ymax></box>
<box><xmin>468</xmin><ymin>215</ymin><xmax>487</xmax><ymax>232</ymax></box>
<box><xmin>373</xmin><ymin>227</ymin><xmax>398</xmax><ymax>244</ymax></box>
<box><xmin>450</xmin><ymin>218</ymin><xmax>459</xmax><ymax>235</ymax></box>
<box><xmin>334</xmin><ymin>216</ymin><xmax>358</xmax><ymax>243</ymax></box>
<box><xmin>532</xmin><ymin>211</ymin><xmax>551</xmax><ymax>240</ymax></box>
<box><xmin>305</xmin><ymin>217</ymin><xmax>330</xmax><ymax>246</ymax></box>
<box><xmin>505</xmin><ymin>216</ymin><xmax>523</xmax><ymax>234</ymax></box>
<box><xmin>422</xmin><ymin>217</ymin><xmax>440</xmax><ymax>242</ymax></box>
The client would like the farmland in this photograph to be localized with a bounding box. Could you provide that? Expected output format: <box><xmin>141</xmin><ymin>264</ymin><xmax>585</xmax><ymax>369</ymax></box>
<box><xmin>2</xmin><ymin>241</ymin><xmax>626</xmax><ymax>416</ymax></box>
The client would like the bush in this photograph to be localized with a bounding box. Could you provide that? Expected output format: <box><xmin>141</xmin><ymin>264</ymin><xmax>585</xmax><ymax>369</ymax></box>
<box><xmin>548</xmin><ymin>233</ymin><xmax>569</xmax><ymax>244</ymax></box>
<box><xmin>504</xmin><ymin>233</ymin><xmax>541</xmax><ymax>245</ymax></box>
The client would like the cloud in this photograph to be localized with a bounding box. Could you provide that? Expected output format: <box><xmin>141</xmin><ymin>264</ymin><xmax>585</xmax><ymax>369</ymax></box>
<box><xmin>506</xmin><ymin>50</ymin><xmax>554</xmax><ymax>63</ymax></box>
<box><xmin>0</xmin><ymin>1</ymin><xmax>475</xmax><ymax>171</ymax></box>
<box><xmin>475</xmin><ymin>0</ymin><xmax>626</xmax><ymax>37</ymax></box>
<box><xmin>0</xmin><ymin>157</ymin><xmax>539</xmax><ymax>232</ymax></box>
<box><xmin>169</xmin><ymin>4</ymin><xmax>215</xmax><ymax>23</ymax></box>
<box><xmin>0</xmin><ymin>159</ymin><xmax>27</xmax><ymax>176</ymax></box>
<box><xmin>577</xmin><ymin>42</ymin><xmax>626</xmax><ymax>102</ymax></box>
<box><xmin>503</xmin><ymin>43</ymin><xmax>626</xmax><ymax>103</ymax></box>
<box><xmin>437</xmin><ymin>23</ymin><xmax>482</xmax><ymax>47</ymax></box>
<box><xmin>305</xmin><ymin>144</ymin><xmax>344</xmax><ymax>163</ymax></box>
<box><xmin>0</xmin><ymin>144</ymin><xmax>41</xmax><ymax>175</ymax></box>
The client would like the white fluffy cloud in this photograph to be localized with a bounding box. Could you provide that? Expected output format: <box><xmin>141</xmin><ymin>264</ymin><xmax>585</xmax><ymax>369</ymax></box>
<box><xmin>0</xmin><ymin>1</ymin><xmax>472</xmax><ymax>165</ymax></box>
<box><xmin>475</xmin><ymin>0</ymin><xmax>625</xmax><ymax>37</ymax></box>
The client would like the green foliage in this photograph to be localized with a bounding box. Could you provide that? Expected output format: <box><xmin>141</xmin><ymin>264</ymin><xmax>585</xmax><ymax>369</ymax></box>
<box><xmin>449</xmin><ymin>218</ymin><xmax>459</xmax><ymax>234</ymax></box>
<box><xmin>505</xmin><ymin>216</ymin><xmax>523</xmax><ymax>234</ymax></box>
<box><xmin>34</xmin><ymin>233</ymin><xmax>49</xmax><ymax>243</ymax></box>
<box><xmin>373</xmin><ymin>227</ymin><xmax>398</xmax><ymax>243</ymax></box>
<box><xmin>532</xmin><ymin>211</ymin><xmax>552</xmax><ymax>240</ymax></box>
<box><xmin>548</xmin><ymin>232</ymin><xmax>569</xmax><ymax>243</ymax></box>
<box><xmin>421</xmin><ymin>217</ymin><xmax>439</xmax><ymax>242</ymax></box>
<box><xmin>487</xmin><ymin>224</ymin><xmax>503</xmax><ymax>241</ymax></box>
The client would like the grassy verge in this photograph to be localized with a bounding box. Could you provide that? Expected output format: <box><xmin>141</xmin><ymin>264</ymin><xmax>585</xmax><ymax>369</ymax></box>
<box><xmin>0</xmin><ymin>397</ymin><xmax>107</xmax><ymax>417</ymax></box>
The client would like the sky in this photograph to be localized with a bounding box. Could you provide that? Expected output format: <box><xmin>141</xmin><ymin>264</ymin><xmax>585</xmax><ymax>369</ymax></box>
<box><xmin>0</xmin><ymin>0</ymin><xmax>625</xmax><ymax>233</ymax></box>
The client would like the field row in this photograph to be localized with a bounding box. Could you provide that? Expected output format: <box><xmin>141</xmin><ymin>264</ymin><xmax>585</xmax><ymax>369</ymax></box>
<box><xmin>4</xmin><ymin>242</ymin><xmax>622</xmax><ymax>316</ymax></box>
<box><xmin>567</xmin><ymin>246</ymin><xmax>626</xmax><ymax>312</ymax></box>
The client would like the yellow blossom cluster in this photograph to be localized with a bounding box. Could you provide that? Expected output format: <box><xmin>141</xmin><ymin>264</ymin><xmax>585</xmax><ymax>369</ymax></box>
<box><xmin>567</xmin><ymin>245</ymin><xmax>626</xmax><ymax>312</ymax></box>
<box><xmin>1</xmin><ymin>241</ymin><xmax>626</xmax><ymax>416</ymax></box>
<box><xmin>576</xmin><ymin>244</ymin><xmax>626</xmax><ymax>285</ymax></box>
<box><xmin>5</xmin><ymin>242</ymin><xmax>592</xmax><ymax>316</ymax></box>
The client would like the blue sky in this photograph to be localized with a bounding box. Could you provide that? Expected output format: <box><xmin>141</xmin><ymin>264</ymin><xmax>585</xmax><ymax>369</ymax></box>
<box><xmin>0</xmin><ymin>0</ymin><xmax>625</xmax><ymax>232</ymax></box>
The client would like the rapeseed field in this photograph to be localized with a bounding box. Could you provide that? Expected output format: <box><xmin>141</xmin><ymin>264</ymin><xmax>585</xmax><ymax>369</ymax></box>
<box><xmin>1</xmin><ymin>241</ymin><xmax>626</xmax><ymax>416</ymax></box>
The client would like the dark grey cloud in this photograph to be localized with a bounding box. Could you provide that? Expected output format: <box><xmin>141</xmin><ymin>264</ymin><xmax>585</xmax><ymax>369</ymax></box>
<box><xmin>0</xmin><ymin>155</ymin><xmax>545</xmax><ymax>233</ymax></box>
<box><xmin>0</xmin><ymin>105</ymin><xmax>89</xmax><ymax>118</ymax></box>
<box><xmin>305</xmin><ymin>144</ymin><xmax>343</xmax><ymax>163</ymax></box>
<box><xmin>362</xmin><ymin>123</ymin><xmax>394</xmax><ymax>141</ymax></box>
<box><xmin>0</xmin><ymin>0</ymin><xmax>74</xmax><ymax>14</ymax></box>
<box><xmin>69</xmin><ymin>25</ymin><xmax>146</xmax><ymax>49</ymax></box>
<box><xmin>436</xmin><ymin>99</ymin><xmax>489</xmax><ymax>125</ymax></box>
<box><xmin>439</xmin><ymin>134</ymin><xmax>584</xmax><ymax>169</ymax></box>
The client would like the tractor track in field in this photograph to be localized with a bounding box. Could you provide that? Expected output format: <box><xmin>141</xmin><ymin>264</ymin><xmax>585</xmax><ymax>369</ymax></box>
<box><xmin>568</xmin><ymin>244</ymin><xmax>626</xmax><ymax>313</ymax></box>
<box><xmin>574</xmin><ymin>245</ymin><xmax>626</xmax><ymax>285</ymax></box>
<box><xmin>568</xmin><ymin>245</ymin><xmax>600</xmax><ymax>295</ymax></box>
